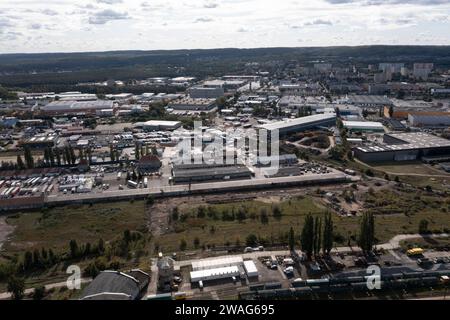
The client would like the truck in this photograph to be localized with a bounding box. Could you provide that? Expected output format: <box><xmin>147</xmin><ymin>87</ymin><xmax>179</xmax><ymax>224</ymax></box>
<box><xmin>127</xmin><ymin>180</ymin><xmax>138</xmax><ymax>189</ymax></box>
<box><xmin>407</xmin><ymin>248</ymin><xmax>424</xmax><ymax>257</ymax></box>
<box><xmin>143</xmin><ymin>177</ymin><xmax>148</xmax><ymax>188</ymax></box>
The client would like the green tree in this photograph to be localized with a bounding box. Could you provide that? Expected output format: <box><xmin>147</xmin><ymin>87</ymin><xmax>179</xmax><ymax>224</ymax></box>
<box><xmin>301</xmin><ymin>214</ymin><xmax>315</xmax><ymax>260</ymax></box>
<box><xmin>358</xmin><ymin>212</ymin><xmax>375</xmax><ymax>254</ymax></box>
<box><xmin>419</xmin><ymin>219</ymin><xmax>429</xmax><ymax>234</ymax></box>
<box><xmin>33</xmin><ymin>286</ymin><xmax>46</xmax><ymax>300</ymax></box>
<box><xmin>288</xmin><ymin>227</ymin><xmax>295</xmax><ymax>251</ymax></box>
<box><xmin>272</xmin><ymin>205</ymin><xmax>282</xmax><ymax>220</ymax></box>
<box><xmin>246</xmin><ymin>234</ymin><xmax>258</xmax><ymax>247</ymax></box>
<box><xmin>313</xmin><ymin>216</ymin><xmax>322</xmax><ymax>256</ymax></box>
<box><xmin>24</xmin><ymin>146</ymin><xmax>34</xmax><ymax>169</ymax></box>
<box><xmin>7</xmin><ymin>276</ymin><xmax>25</xmax><ymax>300</ymax></box>
<box><xmin>23</xmin><ymin>251</ymin><xmax>33</xmax><ymax>271</ymax></box>
<box><xmin>322</xmin><ymin>212</ymin><xmax>334</xmax><ymax>255</ymax></box>
<box><xmin>69</xmin><ymin>239</ymin><xmax>79</xmax><ymax>259</ymax></box>
<box><xmin>172</xmin><ymin>207</ymin><xmax>179</xmax><ymax>221</ymax></box>
<box><xmin>179</xmin><ymin>239</ymin><xmax>187</xmax><ymax>251</ymax></box>
<box><xmin>260</xmin><ymin>208</ymin><xmax>269</xmax><ymax>225</ymax></box>
<box><xmin>97</xmin><ymin>238</ymin><xmax>105</xmax><ymax>254</ymax></box>
<box><xmin>16</xmin><ymin>155</ymin><xmax>25</xmax><ymax>170</ymax></box>
<box><xmin>193</xmin><ymin>237</ymin><xmax>200</xmax><ymax>249</ymax></box>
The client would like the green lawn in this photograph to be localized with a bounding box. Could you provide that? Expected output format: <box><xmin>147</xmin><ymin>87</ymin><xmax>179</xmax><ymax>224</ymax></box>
<box><xmin>4</xmin><ymin>201</ymin><xmax>148</xmax><ymax>253</ymax></box>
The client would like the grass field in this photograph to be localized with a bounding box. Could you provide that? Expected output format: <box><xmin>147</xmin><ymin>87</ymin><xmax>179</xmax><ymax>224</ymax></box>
<box><xmin>3</xmin><ymin>200</ymin><xmax>148</xmax><ymax>253</ymax></box>
<box><xmin>3</xmin><ymin>190</ymin><xmax>449</xmax><ymax>256</ymax></box>
<box><xmin>372</xmin><ymin>162</ymin><xmax>444</xmax><ymax>175</ymax></box>
<box><xmin>400</xmin><ymin>236</ymin><xmax>450</xmax><ymax>250</ymax></box>
<box><xmin>155</xmin><ymin>193</ymin><xmax>450</xmax><ymax>253</ymax></box>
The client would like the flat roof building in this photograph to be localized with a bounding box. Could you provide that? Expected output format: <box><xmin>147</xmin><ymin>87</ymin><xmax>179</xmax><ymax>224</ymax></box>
<box><xmin>343</xmin><ymin>121</ymin><xmax>385</xmax><ymax>132</ymax></box>
<box><xmin>259</xmin><ymin>114</ymin><xmax>336</xmax><ymax>136</ymax></box>
<box><xmin>168</xmin><ymin>98</ymin><xmax>216</xmax><ymax>112</ymax></box>
<box><xmin>135</xmin><ymin>120</ymin><xmax>182</xmax><ymax>131</ymax></box>
<box><xmin>347</xmin><ymin>95</ymin><xmax>393</xmax><ymax>107</ymax></box>
<box><xmin>40</xmin><ymin>100</ymin><xmax>114</xmax><ymax>116</ymax></box>
<box><xmin>189</xmin><ymin>86</ymin><xmax>224</xmax><ymax>99</ymax></box>
<box><xmin>408</xmin><ymin>114</ymin><xmax>450</xmax><ymax>128</ymax></box>
<box><xmin>354</xmin><ymin>132</ymin><xmax>450</xmax><ymax>162</ymax></box>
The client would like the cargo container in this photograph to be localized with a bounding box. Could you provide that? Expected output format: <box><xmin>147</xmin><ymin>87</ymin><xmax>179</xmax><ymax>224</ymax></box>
<box><xmin>128</xmin><ymin>180</ymin><xmax>138</xmax><ymax>189</ymax></box>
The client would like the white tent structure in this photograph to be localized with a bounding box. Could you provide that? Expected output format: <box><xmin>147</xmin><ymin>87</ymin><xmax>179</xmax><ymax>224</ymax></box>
<box><xmin>191</xmin><ymin>256</ymin><xmax>243</xmax><ymax>271</ymax></box>
<box><xmin>190</xmin><ymin>266</ymin><xmax>240</xmax><ymax>283</ymax></box>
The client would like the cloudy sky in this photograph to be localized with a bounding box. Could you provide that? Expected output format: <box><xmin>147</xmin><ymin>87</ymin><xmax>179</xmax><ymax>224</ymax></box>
<box><xmin>0</xmin><ymin>0</ymin><xmax>449</xmax><ymax>53</ymax></box>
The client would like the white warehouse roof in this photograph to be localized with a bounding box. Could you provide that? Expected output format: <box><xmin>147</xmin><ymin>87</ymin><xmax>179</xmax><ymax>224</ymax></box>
<box><xmin>343</xmin><ymin>121</ymin><xmax>384</xmax><ymax>130</ymax></box>
<box><xmin>243</xmin><ymin>260</ymin><xmax>258</xmax><ymax>278</ymax></box>
<box><xmin>259</xmin><ymin>113</ymin><xmax>336</xmax><ymax>132</ymax></box>
<box><xmin>191</xmin><ymin>256</ymin><xmax>243</xmax><ymax>271</ymax></box>
<box><xmin>190</xmin><ymin>266</ymin><xmax>240</xmax><ymax>283</ymax></box>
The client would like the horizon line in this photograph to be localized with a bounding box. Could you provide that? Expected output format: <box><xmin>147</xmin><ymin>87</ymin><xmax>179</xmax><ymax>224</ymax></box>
<box><xmin>2</xmin><ymin>44</ymin><xmax>450</xmax><ymax>56</ymax></box>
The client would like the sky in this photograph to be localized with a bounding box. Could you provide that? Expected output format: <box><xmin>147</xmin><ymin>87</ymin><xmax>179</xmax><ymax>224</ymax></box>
<box><xmin>0</xmin><ymin>0</ymin><xmax>449</xmax><ymax>54</ymax></box>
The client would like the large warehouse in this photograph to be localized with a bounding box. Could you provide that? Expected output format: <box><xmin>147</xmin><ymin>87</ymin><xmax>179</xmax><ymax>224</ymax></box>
<box><xmin>343</xmin><ymin>121</ymin><xmax>385</xmax><ymax>132</ymax></box>
<box><xmin>354</xmin><ymin>132</ymin><xmax>450</xmax><ymax>162</ymax></box>
<box><xmin>134</xmin><ymin>120</ymin><xmax>182</xmax><ymax>131</ymax></box>
<box><xmin>346</xmin><ymin>95</ymin><xmax>394</xmax><ymax>108</ymax></box>
<box><xmin>40</xmin><ymin>100</ymin><xmax>114</xmax><ymax>116</ymax></box>
<box><xmin>168</xmin><ymin>97</ymin><xmax>216</xmax><ymax>112</ymax></box>
<box><xmin>259</xmin><ymin>114</ymin><xmax>337</xmax><ymax>136</ymax></box>
<box><xmin>171</xmin><ymin>164</ymin><xmax>253</xmax><ymax>184</ymax></box>
<box><xmin>408</xmin><ymin>114</ymin><xmax>450</xmax><ymax>128</ymax></box>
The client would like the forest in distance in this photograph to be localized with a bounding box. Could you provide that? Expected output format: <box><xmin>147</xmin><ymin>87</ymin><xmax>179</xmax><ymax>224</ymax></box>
<box><xmin>1</xmin><ymin>45</ymin><xmax>450</xmax><ymax>89</ymax></box>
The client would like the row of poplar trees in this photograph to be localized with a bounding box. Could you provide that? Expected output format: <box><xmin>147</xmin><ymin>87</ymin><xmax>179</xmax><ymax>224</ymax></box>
<box><xmin>293</xmin><ymin>211</ymin><xmax>375</xmax><ymax>260</ymax></box>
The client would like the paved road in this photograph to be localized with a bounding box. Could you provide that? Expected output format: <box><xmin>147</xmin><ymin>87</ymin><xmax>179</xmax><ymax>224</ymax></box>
<box><xmin>174</xmin><ymin>233</ymin><xmax>449</xmax><ymax>268</ymax></box>
<box><xmin>375</xmin><ymin>233</ymin><xmax>449</xmax><ymax>251</ymax></box>
<box><xmin>0</xmin><ymin>278</ymin><xmax>91</xmax><ymax>300</ymax></box>
<box><xmin>47</xmin><ymin>172</ymin><xmax>351</xmax><ymax>204</ymax></box>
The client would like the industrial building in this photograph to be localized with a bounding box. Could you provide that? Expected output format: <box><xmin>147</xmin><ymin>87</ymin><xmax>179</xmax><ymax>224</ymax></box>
<box><xmin>171</xmin><ymin>164</ymin><xmax>253</xmax><ymax>184</ymax></box>
<box><xmin>20</xmin><ymin>134</ymin><xmax>59</xmax><ymax>149</ymax></box>
<box><xmin>256</xmin><ymin>154</ymin><xmax>298</xmax><ymax>167</ymax></box>
<box><xmin>137</xmin><ymin>155</ymin><xmax>162</xmax><ymax>174</ymax></box>
<box><xmin>192</xmin><ymin>256</ymin><xmax>243</xmax><ymax>271</ymax></box>
<box><xmin>243</xmin><ymin>260</ymin><xmax>258</xmax><ymax>278</ymax></box>
<box><xmin>190</xmin><ymin>256</ymin><xmax>259</xmax><ymax>283</ymax></box>
<box><xmin>354</xmin><ymin>132</ymin><xmax>450</xmax><ymax>162</ymax></box>
<box><xmin>259</xmin><ymin>114</ymin><xmax>336</xmax><ymax>136</ymax></box>
<box><xmin>40</xmin><ymin>100</ymin><xmax>114</xmax><ymax>116</ymax></box>
<box><xmin>408</xmin><ymin>114</ymin><xmax>450</xmax><ymax>128</ymax></box>
<box><xmin>342</xmin><ymin>121</ymin><xmax>385</xmax><ymax>132</ymax></box>
<box><xmin>189</xmin><ymin>86</ymin><xmax>224</xmax><ymax>99</ymax></box>
<box><xmin>135</xmin><ymin>120</ymin><xmax>182</xmax><ymax>131</ymax></box>
<box><xmin>190</xmin><ymin>266</ymin><xmax>241</xmax><ymax>283</ymax></box>
<box><xmin>168</xmin><ymin>98</ymin><xmax>216</xmax><ymax>112</ymax></box>
<box><xmin>347</xmin><ymin>95</ymin><xmax>393</xmax><ymax>108</ymax></box>
<box><xmin>80</xmin><ymin>270</ymin><xmax>150</xmax><ymax>300</ymax></box>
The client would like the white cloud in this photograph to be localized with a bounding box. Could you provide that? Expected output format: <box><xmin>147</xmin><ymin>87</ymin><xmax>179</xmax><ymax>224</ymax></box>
<box><xmin>88</xmin><ymin>9</ymin><xmax>130</xmax><ymax>25</ymax></box>
<box><xmin>0</xmin><ymin>0</ymin><xmax>448</xmax><ymax>53</ymax></box>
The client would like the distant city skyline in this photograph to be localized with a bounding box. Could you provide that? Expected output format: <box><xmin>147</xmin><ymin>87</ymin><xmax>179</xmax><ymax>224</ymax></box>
<box><xmin>0</xmin><ymin>0</ymin><xmax>450</xmax><ymax>54</ymax></box>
